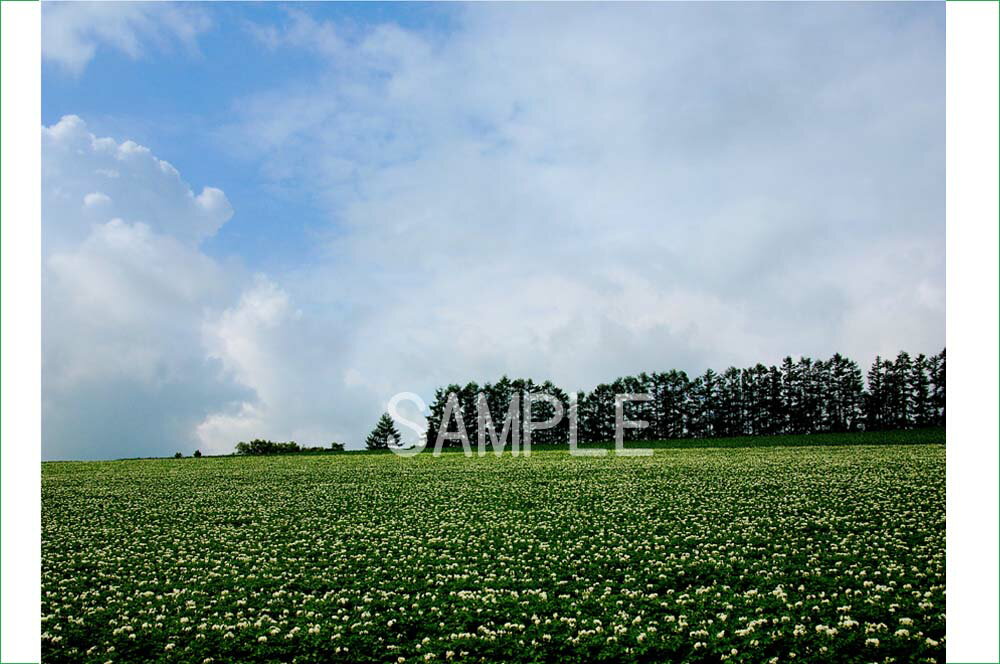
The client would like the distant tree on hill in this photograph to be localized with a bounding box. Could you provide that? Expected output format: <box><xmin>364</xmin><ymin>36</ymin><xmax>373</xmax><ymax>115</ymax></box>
<box><xmin>234</xmin><ymin>439</ymin><xmax>348</xmax><ymax>455</ymax></box>
<box><xmin>366</xmin><ymin>413</ymin><xmax>401</xmax><ymax>450</ymax></box>
<box><xmin>193</xmin><ymin>450</ymin><xmax>202</xmax><ymax>458</ymax></box>
<box><xmin>235</xmin><ymin>439</ymin><xmax>302</xmax><ymax>455</ymax></box>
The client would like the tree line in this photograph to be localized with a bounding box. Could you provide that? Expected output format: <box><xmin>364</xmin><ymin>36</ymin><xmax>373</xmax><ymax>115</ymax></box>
<box><xmin>235</xmin><ymin>439</ymin><xmax>345</xmax><ymax>455</ymax></box>
<box><xmin>423</xmin><ymin>349</ymin><xmax>945</xmax><ymax>448</ymax></box>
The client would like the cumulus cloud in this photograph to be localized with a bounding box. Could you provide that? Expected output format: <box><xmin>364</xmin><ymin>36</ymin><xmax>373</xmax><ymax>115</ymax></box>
<box><xmin>42</xmin><ymin>1</ymin><xmax>210</xmax><ymax>75</ymax></box>
<box><xmin>196</xmin><ymin>275</ymin><xmax>367</xmax><ymax>454</ymax></box>
<box><xmin>42</xmin><ymin>116</ymin><xmax>366</xmax><ymax>457</ymax></box>
<box><xmin>43</xmin><ymin>115</ymin><xmax>233</xmax><ymax>249</ymax></box>
<box><xmin>42</xmin><ymin>116</ymin><xmax>247</xmax><ymax>459</ymax></box>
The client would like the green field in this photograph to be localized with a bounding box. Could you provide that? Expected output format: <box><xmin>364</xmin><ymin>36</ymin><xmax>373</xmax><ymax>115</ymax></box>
<box><xmin>42</xmin><ymin>444</ymin><xmax>945</xmax><ymax>663</ymax></box>
<box><xmin>524</xmin><ymin>428</ymin><xmax>946</xmax><ymax>453</ymax></box>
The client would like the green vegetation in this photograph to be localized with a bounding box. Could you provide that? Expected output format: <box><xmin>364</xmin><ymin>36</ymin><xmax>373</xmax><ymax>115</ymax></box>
<box><xmin>528</xmin><ymin>427</ymin><xmax>946</xmax><ymax>452</ymax></box>
<box><xmin>426</xmin><ymin>349</ymin><xmax>945</xmax><ymax>449</ymax></box>
<box><xmin>43</xmin><ymin>442</ymin><xmax>944</xmax><ymax>663</ymax></box>
<box><xmin>366</xmin><ymin>413</ymin><xmax>402</xmax><ymax>451</ymax></box>
<box><xmin>234</xmin><ymin>439</ymin><xmax>346</xmax><ymax>456</ymax></box>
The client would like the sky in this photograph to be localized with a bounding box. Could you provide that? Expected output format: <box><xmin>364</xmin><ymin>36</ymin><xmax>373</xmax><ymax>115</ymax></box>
<box><xmin>41</xmin><ymin>1</ymin><xmax>945</xmax><ymax>460</ymax></box>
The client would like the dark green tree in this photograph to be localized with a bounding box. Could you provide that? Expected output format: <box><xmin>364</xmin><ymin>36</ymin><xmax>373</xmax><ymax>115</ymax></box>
<box><xmin>865</xmin><ymin>356</ymin><xmax>888</xmax><ymax>431</ymax></box>
<box><xmin>887</xmin><ymin>351</ymin><xmax>914</xmax><ymax>428</ymax></box>
<box><xmin>366</xmin><ymin>413</ymin><xmax>401</xmax><ymax>450</ymax></box>
<box><xmin>912</xmin><ymin>354</ymin><xmax>932</xmax><ymax>427</ymax></box>
<box><xmin>763</xmin><ymin>366</ymin><xmax>783</xmax><ymax>435</ymax></box>
<box><xmin>796</xmin><ymin>357</ymin><xmax>819</xmax><ymax>434</ymax></box>
<box><xmin>929</xmin><ymin>348</ymin><xmax>946</xmax><ymax>426</ymax></box>
<box><xmin>779</xmin><ymin>357</ymin><xmax>800</xmax><ymax>434</ymax></box>
<box><xmin>423</xmin><ymin>348</ymin><xmax>944</xmax><ymax>447</ymax></box>
<box><xmin>235</xmin><ymin>439</ymin><xmax>302</xmax><ymax>455</ymax></box>
<box><xmin>718</xmin><ymin>367</ymin><xmax>743</xmax><ymax>437</ymax></box>
<box><xmin>830</xmin><ymin>353</ymin><xmax>865</xmax><ymax>432</ymax></box>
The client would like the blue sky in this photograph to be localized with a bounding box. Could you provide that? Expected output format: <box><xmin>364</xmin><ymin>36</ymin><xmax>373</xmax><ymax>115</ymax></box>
<box><xmin>44</xmin><ymin>3</ymin><xmax>457</xmax><ymax>273</ymax></box>
<box><xmin>41</xmin><ymin>2</ymin><xmax>945</xmax><ymax>459</ymax></box>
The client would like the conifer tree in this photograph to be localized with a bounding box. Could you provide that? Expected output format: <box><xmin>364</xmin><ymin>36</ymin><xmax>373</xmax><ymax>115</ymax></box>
<box><xmin>421</xmin><ymin>348</ymin><xmax>945</xmax><ymax>446</ymax></box>
<box><xmin>887</xmin><ymin>351</ymin><xmax>914</xmax><ymax>428</ymax></box>
<box><xmin>912</xmin><ymin>354</ymin><xmax>932</xmax><ymax>427</ymax></box>
<box><xmin>865</xmin><ymin>356</ymin><xmax>887</xmax><ymax>431</ymax></box>
<box><xmin>366</xmin><ymin>413</ymin><xmax>402</xmax><ymax>450</ymax></box>
<box><xmin>929</xmin><ymin>348</ymin><xmax>946</xmax><ymax>426</ymax></box>
<box><xmin>779</xmin><ymin>357</ymin><xmax>798</xmax><ymax>434</ymax></box>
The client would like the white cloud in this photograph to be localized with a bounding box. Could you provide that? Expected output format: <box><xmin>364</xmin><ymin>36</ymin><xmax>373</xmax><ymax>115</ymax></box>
<box><xmin>42</xmin><ymin>116</ymin><xmax>246</xmax><ymax>460</ymax></box>
<box><xmin>245</xmin><ymin>8</ymin><xmax>345</xmax><ymax>58</ymax></box>
<box><xmin>43</xmin><ymin>115</ymin><xmax>232</xmax><ymax>249</ymax></box>
<box><xmin>196</xmin><ymin>275</ymin><xmax>369</xmax><ymax>455</ymax></box>
<box><xmin>42</xmin><ymin>1</ymin><xmax>210</xmax><ymax>75</ymax></box>
<box><xmin>222</xmin><ymin>2</ymin><xmax>944</xmax><ymax>410</ymax></box>
<box><xmin>42</xmin><ymin>116</ymin><xmax>364</xmax><ymax>457</ymax></box>
<box><xmin>82</xmin><ymin>191</ymin><xmax>111</xmax><ymax>208</ymax></box>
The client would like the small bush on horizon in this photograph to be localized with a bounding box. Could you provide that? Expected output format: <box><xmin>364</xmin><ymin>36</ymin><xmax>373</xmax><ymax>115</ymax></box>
<box><xmin>235</xmin><ymin>438</ymin><xmax>346</xmax><ymax>456</ymax></box>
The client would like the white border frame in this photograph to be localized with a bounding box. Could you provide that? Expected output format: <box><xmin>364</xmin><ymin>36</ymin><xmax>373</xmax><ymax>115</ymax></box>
<box><xmin>946</xmin><ymin>2</ymin><xmax>1000</xmax><ymax>662</ymax></box>
<box><xmin>1</xmin><ymin>2</ymin><xmax>998</xmax><ymax>662</ymax></box>
<box><xmin>1</xmin><ymin>2</ymin><xmax>41</xmax><ymax>662</ymax></box>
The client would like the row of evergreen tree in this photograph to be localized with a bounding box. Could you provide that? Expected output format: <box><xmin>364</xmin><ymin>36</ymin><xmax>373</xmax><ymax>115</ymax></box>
<box><xmin>423</xmin><ymin>349</ymin><xmax>945</xmax><ymax>448</ymax></box>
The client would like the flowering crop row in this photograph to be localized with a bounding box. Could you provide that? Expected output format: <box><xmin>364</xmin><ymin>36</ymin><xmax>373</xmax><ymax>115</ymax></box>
<box><xmin>42</xmin><ymin>445</ymin><xmax>944</xmax><ymax>663</ymax></box>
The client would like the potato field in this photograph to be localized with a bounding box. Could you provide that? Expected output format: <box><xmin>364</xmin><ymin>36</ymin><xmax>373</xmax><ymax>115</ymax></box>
<box><xmin>42</xmin><ymin>445</ymin><xmax>944</xmax><ymax>663</ymax></box>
